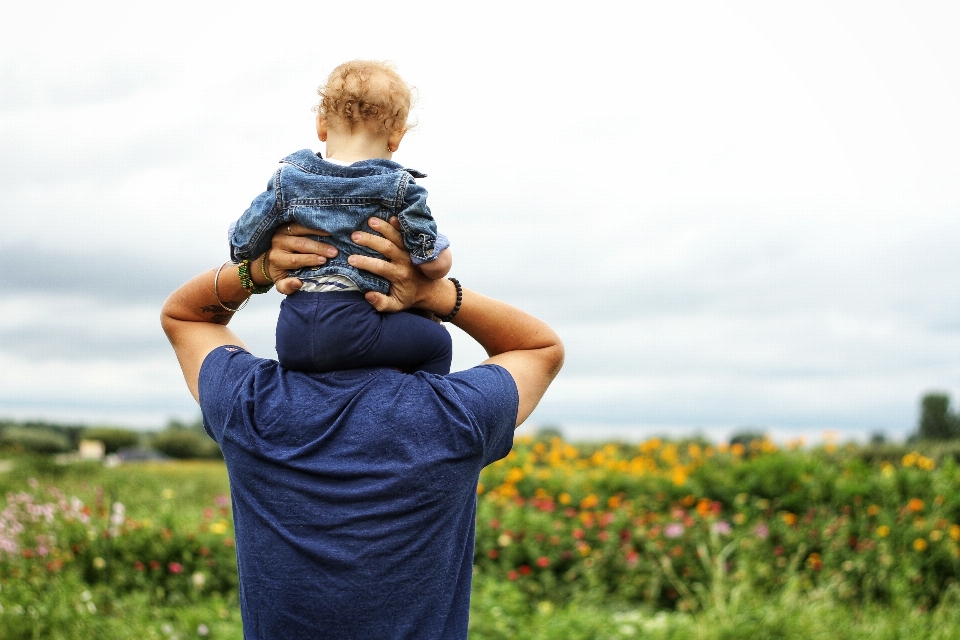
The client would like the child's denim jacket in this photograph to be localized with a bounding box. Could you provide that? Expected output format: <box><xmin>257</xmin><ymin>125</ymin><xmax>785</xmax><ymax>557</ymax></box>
<box><xmin>229</xmin><ymin>150</ymin><xmax>448</xmax><ymax>294</ymax></box>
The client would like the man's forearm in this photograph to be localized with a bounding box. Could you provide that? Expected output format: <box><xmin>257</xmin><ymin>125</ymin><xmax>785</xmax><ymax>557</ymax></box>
<box><xmin>161</xmin><ymin>261</ymin><xmax>271</xmax><ymax>327</ymax></box>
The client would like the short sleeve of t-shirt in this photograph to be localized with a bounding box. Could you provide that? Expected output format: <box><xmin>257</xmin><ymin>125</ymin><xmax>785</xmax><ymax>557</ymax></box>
<box><xmin>440</xmin><ymin>365</ymin><xmax>519</xmax><ymax>466</ymax></box>
<box><xmin>197</xmin><ymin>345</ymin><xmax>263</xmax><ymax>445</ymax></box>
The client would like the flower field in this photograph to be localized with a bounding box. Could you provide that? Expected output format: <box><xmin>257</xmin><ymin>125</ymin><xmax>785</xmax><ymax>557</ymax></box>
<box><xmin>3</xmin><ymin>437</ymin><xmax>960</xmax><ymax>638</ymax></box>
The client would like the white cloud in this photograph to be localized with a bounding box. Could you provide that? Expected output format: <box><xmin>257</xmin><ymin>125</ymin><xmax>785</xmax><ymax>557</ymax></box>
<box><xmin>1</xmin><ymin>1</ymin><xmax>959</xmax><ymax>437</ymax></box>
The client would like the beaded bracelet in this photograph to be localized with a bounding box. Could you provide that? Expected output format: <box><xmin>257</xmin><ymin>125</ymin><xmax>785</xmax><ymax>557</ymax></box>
<box><xmin>437</xmin><ymin>277</ymin><xmax>462</xmax><ymax>322</ymax></box>
<box><xmin>238</xmin><ymin>259</ymin><xmax>273</xmax><ymax>294</ymax></box>
<box><xmin>260</xmin><ymin>253</ymin><xmax>275</xmax><ymax>285</ymax></box>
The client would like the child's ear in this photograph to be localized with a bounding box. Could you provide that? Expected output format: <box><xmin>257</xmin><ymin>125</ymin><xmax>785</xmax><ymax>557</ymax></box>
<box><xmin>387</xmin><ymin>129</ymin><xmax>405</xmax><ymax>153</ymax></box>
<box><xmin>316</xmin><ymin>116</ymin><xmax>328</xmax><ymax>142</ymax></box>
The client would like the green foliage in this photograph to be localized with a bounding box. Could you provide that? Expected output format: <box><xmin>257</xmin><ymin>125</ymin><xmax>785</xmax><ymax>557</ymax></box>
<box><xmin>151</xmin><ymin>430</ymin><xmax>221</xmax><ymax>460</ymax></box>
<box><xmin>918</xmin><ymin>392</ymin><xmax>960</xmax><ymax>440</ymax></box>
<box><xmin>728</xmin><ymin>430</ymin><xmax>767</xmax><ymax>447</ymax></box>
<box><xmin>6</xmin><ymin>443</ymin><xmax>960</xmax><ymax>637</ymax></box>
<box><xmin>81</xmin><ymin>427</ymin><xmax>140</xmax><ymax>454</ymax></box>
<box><xmin>0</xmin><ymin>426</ymin><xmax>73</xmax><ymax>454</ymax></box>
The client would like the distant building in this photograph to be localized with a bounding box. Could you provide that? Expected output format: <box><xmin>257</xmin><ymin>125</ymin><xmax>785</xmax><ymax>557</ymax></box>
<box><xmin>78</xmin><ymin>439</ymin><xmax>105</xmax><ymax>461</ymax></box>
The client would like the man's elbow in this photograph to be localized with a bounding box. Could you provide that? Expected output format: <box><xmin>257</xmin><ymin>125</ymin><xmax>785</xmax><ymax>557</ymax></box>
<box><xmin>546</xmin><ymin>339</ymin><xmax>565</xmax><ymax>380</ymax></box>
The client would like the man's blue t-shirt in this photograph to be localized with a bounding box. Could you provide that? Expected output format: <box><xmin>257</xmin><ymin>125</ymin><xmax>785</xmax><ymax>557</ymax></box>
<box><xmin>198</xmin><ymin>346</ymin><xmax>518</xmax><ymax>640</ymax></box>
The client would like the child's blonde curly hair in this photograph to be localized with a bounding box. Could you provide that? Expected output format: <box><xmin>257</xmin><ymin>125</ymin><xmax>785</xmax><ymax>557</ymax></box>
<box><xmin>315</xmin><ymin>60</ymin><xmax>415</xmax><ymax>134</ymax></box>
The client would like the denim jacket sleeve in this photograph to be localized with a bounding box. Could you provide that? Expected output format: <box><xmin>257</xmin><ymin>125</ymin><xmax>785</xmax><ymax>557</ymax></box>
<box><xmin>398</xmin><ymin>176</ymin><xmax>448</xmax><ymax>265</ymax></box>
<box><xmin>229</xmin><ymin>169</ymin><xmax>284</xmax><ymax>263</ymax></box>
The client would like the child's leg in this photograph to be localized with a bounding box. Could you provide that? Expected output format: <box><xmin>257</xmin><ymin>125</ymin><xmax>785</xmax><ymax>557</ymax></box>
<box><xmin>276</xmin><ymin>291</ymin><xmax>452</xmax><ymax>374</ymax></box>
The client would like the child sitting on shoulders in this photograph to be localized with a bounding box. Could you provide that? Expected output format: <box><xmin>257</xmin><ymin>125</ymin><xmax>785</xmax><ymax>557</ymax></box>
<box><xmin>229</xmin><ymin>60</ymin><xmax>454</xmax><ymax>374</ymax></box>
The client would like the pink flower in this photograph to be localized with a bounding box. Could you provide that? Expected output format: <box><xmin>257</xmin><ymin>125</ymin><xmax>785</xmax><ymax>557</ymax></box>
<box><xmin>168</xmin><ymin>562</ymin><xmax>183</xmax><ymax>574</ymax></box>
<box><xmin>753</xmin><ymin>523</ymin><xmax>769</xmax><ymax>540</ymax></box>
<box><xmin>664</xmin><ymin>523</ymin><xmax>685</xmax><ymax>539</ymax></box>
<box><xmin>712</xmin><ymin>521</ymin><xmax>732</xmax><ymax>535</ymax></box>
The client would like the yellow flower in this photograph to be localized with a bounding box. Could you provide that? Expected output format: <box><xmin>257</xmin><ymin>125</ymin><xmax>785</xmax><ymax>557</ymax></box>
<box><xmin>913</xmin><ymin>538</ymin><xmax>928</xmax><ymax>552</ymax></box>
<box><xmin>930</xmin><ymin>530</ymin><xmax>943</xmax><ymax>542</ymax></box>
<box><xmin>210</xmin><ymin>521</ymin><xmax>228</xmax><ymax>535</ymax></box>
<box><xmin>92</xmin><ymin>557</ymin><xmax>106</xmax><ymax>569</ymax></box>
<box><xmin>902</xmin><ymin>452</ymin><xmax>918</xmax><ymax>467</ymax></box>
<box><xmin>877</xmin><ymin>525</ymin><xmax>890</xmax><ymax>538</ymax></box>
<box><xmin>559</xmin><ymin>493</ymin><xmax>572</xmax><ymax>505</ymax></box>
<box><xmin>580</xmin><ymin>494</ymin><xmax>599</xmax><ymax>510</ymax></box>
<box><xmin>950</xmin><ymin>525</ymin><xmax>960</xmax><ymax>541</ymax></box>
<box><xmin>476</xmin><ymin>483</ymin><xmax>484</xmax><ymax>495</ymax></box>
<box><xmin>671</xmin><ymin>466</ymin><xmax>688</xmax><ymax>487</ymax></box>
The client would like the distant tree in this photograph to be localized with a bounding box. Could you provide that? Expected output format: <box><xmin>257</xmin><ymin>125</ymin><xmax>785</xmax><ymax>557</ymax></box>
<box><xmin>0</xmin><ymin>426</ymin><xmax>72</xmax><ymax>454</ymax></box>
<box><xmin>82</xmin><ymin>427</ymin><xmax>140</xmax><ymax>454</ymax></box>
<box><xmin>535</xmin><ymin>425</ymin><xmax>564</xmax><ymax>440</ymax></box>
<box><xmin>869</xmin><ymin>432</ymin><xmax>887</xmax><ymax>445</ymax></box>
<box><xmin>729</xmin><ymin>429</ymin><xmax>767</xmax><ymax>447</ymax></box>
<box><xmin>918</xmin><ymin>393</ymin><xmax>959</xmax><ymax>440</ymax></box>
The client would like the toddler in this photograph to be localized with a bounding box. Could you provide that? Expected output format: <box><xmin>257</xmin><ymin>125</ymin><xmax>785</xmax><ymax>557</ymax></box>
<box><xmin>229</xmin><ymin>60</ymin><xmax>453</xmax><ymax>374</ymax></box>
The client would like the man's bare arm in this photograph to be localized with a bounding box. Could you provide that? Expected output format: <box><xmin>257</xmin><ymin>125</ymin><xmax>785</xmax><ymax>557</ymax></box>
<box><xmin>350</xmin><ymin>218</ymin><xmax>564</xmax><ymax>427</ymax></box>
<box><xmin>160</xmin><ymin>225</ymin><xmax>338</xmax><ymax>401</ymax></box>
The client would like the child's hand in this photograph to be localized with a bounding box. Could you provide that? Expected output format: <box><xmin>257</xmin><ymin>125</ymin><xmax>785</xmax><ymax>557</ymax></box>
<box><xmin>267</xmin><ymin>224</ymin><xmax>338</xmax><ymax>294</ymax></box>
<box><xmin>418</xmin><ymin>247</ymin><xmax>452</xmax><ymax>280</ymax></box>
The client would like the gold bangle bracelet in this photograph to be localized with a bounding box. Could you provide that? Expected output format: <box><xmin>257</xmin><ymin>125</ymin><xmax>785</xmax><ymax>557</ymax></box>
<box><xmin>214</xmin><ymin>261</ymin><xmax>250</xmax><ymax>312</ymax></box>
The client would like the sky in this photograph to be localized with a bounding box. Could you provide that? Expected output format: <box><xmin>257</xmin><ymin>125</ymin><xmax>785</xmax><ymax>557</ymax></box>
<box><xmin>1</xmin><ymin>1</ymin><xmax>958</xmax><ymax>442</ymax></box>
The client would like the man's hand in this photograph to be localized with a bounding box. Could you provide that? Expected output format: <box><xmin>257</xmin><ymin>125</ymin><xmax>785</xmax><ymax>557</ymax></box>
<box><xmin>349</xmin><ymin>217</ymin><xmax>453</xmax><ymax>314</ymax></box>
<box><xmin>267</xmin><ymin>223</ymin><xmax>338</xmax><ymax>294</ymax></box>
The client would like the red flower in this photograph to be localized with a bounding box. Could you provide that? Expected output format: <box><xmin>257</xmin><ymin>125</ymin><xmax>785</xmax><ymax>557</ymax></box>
<box><xmin>572</xmin><ymin>528</ymin><xmax>585</xmax><ymax>540</ymax></box>
<box><xmin>149</xmin><ymin>560</ymin><xmax>160</xmax><ymax>570</ymax></box>
<box><xmin>536</xmin><ymin>556</ymin><xmax>550</xmax><ymax>568</ymax></box>
<box><xmin>134</xmin><ymin>561</ymin><xmax>145</xmax><ymax>571</ymax></box>
<box><xmin>489</xmin><ymin>519</ymin><xmax>501</xmax><ymax>529</ymax></box>
<box><xmin>519</xmin><ymin>565</ymin><xmax>531</xmax><ymax>575</ymax></box>
<box><xmin>168</xmin><ymin>562</ymin><xmax>183</xmax><ymax>574</ymax></box>
<box><xmin>507</xmin><ymin>570</ymin><xmax>518</xmax><ymax>581</ymax></box>
<box><xmin>487</xmin><ymin>549</ymin><xmax>499</xmax><ymax>559</ymax></box>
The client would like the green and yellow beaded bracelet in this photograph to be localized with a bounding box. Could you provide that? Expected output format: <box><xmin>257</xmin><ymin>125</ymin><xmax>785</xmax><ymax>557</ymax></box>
<box><xmin>238</xmin><ymin>259</ymin><xmax>274</xmax><ymax>295</ymax></box>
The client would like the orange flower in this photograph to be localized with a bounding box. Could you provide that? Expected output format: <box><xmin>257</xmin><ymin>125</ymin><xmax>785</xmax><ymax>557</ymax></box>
<box><xmin>781</xmin><ymin>512</ymin><xmax>798</xmax><ymax>526</ymax></box>
<box><xmin>866</xmin><ymin>505</ymin><xmax>880</xmax><ymax>517</ymax></box>
<box><xmin>913</xmin><ymin>538</ymin><xmax>928</xmax><ymax>552</ymax></box>
<box><xmin>907</xmin><ymin>499</ymin><xmax>925</xmax><ymax>513</ymax></box>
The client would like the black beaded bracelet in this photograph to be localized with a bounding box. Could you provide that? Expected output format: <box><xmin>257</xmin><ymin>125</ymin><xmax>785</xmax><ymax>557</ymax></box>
<box><xmin>437</xmin><ymin>277</ymin><xmax>462</xmax><ymax>322</ymax></box>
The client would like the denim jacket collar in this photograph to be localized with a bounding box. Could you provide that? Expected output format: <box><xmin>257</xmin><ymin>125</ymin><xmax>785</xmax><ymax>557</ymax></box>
<box><xmin>281</xmin><ymin>149</ymin><xmax>427</xmax><ymax>179</ymax></box>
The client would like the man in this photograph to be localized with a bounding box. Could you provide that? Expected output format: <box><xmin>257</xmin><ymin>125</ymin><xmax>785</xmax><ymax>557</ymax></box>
<box><xmin>161</xmin><ymin>218</ymin><xmax>563</xmax><ymax>639</ymax></box>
